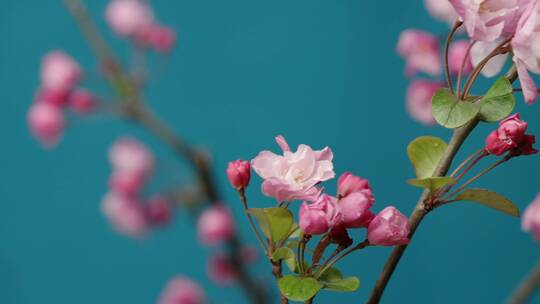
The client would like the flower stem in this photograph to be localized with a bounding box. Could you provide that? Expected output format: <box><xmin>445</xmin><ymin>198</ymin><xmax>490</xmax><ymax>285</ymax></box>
<box><xmin>456</xmin><ymin>40</ymin><xmax>476</xmax><ymax>97</ymax></box>
<box><xmin>444</xmin><ymin>20</ymin><xmax>463</xmax><ymax>95</ymax></box>
<box><xmin>508</xmin><ymin>260</ymin><xmax>540</xmax><ymax>304</ymax></box>
<box><xmin>315</xmin><ymin>240</ymin><xmax>370</xmax><ymax>279</ymax></box>
<box><xmin>239</xmin><ymin>189</ymin><xmax>269</xmax><ymax>255</ymax></box>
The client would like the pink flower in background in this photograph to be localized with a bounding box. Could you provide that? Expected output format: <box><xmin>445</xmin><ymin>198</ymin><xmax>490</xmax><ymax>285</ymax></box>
<box><xmin>406</xmin><ymin>79</ymin><xmax>442</xmax><ymax>125</ymax></box>
<box><xmin>485</xmin><ymin>113</ymin><xmax>529</xmax><ymax>155</ymax></box>
<box><xmin>108</xmin><ymin>170</ymin><xmax>146</xmax><ymax>196</ymax></box>
<box><xmin>69</xmin><ymin>89</ymin><xmax>96</xmax><ymax>114</ymax></box>
<box><xmin>424</xmin><ymin>0</ymin><xmax>458</xmax><ymax>24</ymax></box>
<box><xmin>448</xmin><ymin>40</ymin><xmax>473</xmax><ymax>75</ymax></box>
<box><xmin>523</xmin><ymin>193</ymin><xmax>540</xmax><ymax>241</ymax></box>
<box><xmin>299</xmin><ymin>194</ymin><xmax>337</xmax><ymax>235</ymax></box>
<box><xmin>367</xmin><ymin>206</ymin><xmax>410</xmax><ymax>246</ymax></box>
<box><xmin>27</xmin><ymin>102</ymin><xmax>66</xmax><ymax>148</ymax></box>
<box><xmin>206</xmin><ymin>253</ymin><xmax>236</xmax><ymax>285</ymax></box>
<box><xmin>40</xmin><ymin>51</ymin><xmax>81</xmax><ymax>92</ymax></box>
<box><xmin>158</xmin><ymin>276</ymin><xmax>206</xmax><ymax>304</ymax></box>
<box><xmin>197</xmin><ymin>205</ymin><xmax>236</xmax><ymax>245</ymax></box>
<box><xmin>36</xmin><ymin>87</ymin><xmax>70</xmax><ymax>108</ymax></box>
<box><xmin>109</xmin><ymin>137</ymin><xmax>154</xmax><ymax>176</ymax></box>
<box><xmin>135</xmin><ymin>24</ymin><xmax>177</xmax><ymax>53</ymax></box>
<box><xmin>337</xmin><ymin>191</ymin><xmax>375</xmax><ymax>228</ymax></box>
<box><xmin>397</xmin><ymin>29</ymin><xmax>442</xmax><ymax>77</ymax></box>
<box><xmin>226</xmin><ymin>159</ymin><xmax>251</xmax><ymax>190</ymax></box>
<box><xmin>251</xmin><ymin>135</ymin><xmax>334</xmax><ymax>202</ymax></box>
<box><xmin>146</xmin><ymin>195</ymin><xmax>172</xmax><ymax>225</ymax></box>
<box><xmin>105</xmin><ymin>0</ymin><xmax>154</xmax><ymax>37</ymax></box>
<box><xmin>337</xmin><ymin>172</ymin><xmax>372</xmax><ymax>199</ymax></box>
<box><xmin>101</xmin><ymin>191</ymin><xmax>148</xmax><ymax>237</ymax></box>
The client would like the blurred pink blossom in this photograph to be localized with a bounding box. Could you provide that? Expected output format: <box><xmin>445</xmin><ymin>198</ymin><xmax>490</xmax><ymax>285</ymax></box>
<box><xmin>109</xmin><ymin>137</ymin><xmax>154</xmax><ymax>175</ymax></box>
<box><xmin>105</xmin><ymin>0</ymin><xmax>154</xmax><ymax>37</ymax></box>
<box><xmin>406</xmin><ymin>79</ymin><xmax>442</xmax><ymax>125</ymax></box>
<box><xmin>448</xmin><ymin>40</ymin><xmax>473</xmax><ymax>75</ymax></box>
<box><xmin>69</xmin><ymin>88</ymin><xmax>96</xmax><ymax>114</ymax></box>
<box><xmin>146</xmin><ymin>195</ymin><xmax>172</xmax><ymax>226</ymax></box>
<box><xmin>197</xmin><ymin>205</ymin><xmax>236</xmax><ymax>245</ymax></box>
<box><xmin>27</xmin><ymin>102</ymin><xmax>66</xmax><ymax>148</ymax></box>
<box><xmin>40</xmin><ymin>50</ymin><xmax>81</xmax><ymax>92</ymax></box>
<box><xmin>206</xmin><ymin>253</ymin><xmax>236</xmax><ymax>285</ymax></box>
<box><xmin>397</xmin><ymin>29</ymin><xmax>442</xmax><ymax>77</ymax></box>
<box><xmin>101</xmin><ymin>191</ymin><xmax>148</xmax><ymax>237</ymax></box>
<box><xmin>158</xmin><ymin>276</ymin><xmax>206</xmax><ymax>304</ymax></box>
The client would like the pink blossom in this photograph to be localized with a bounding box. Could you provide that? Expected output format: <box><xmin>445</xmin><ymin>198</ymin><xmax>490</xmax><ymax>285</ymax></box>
<box><xmin>158</xmin><ymin>276</ymin><xmax>206</xmax><ymax>304</ymax></box>
<box><xmin>299</xmin><ymin>194</ymin><xmax>337</xmax><ymax>235</ymax></box>
<box><xmin>109</xmin><ymin>137</ymin><xmax>154</xmax><ymax>175</ymax></box>
<box><xmin>27</xmin><ymin>102</ymin><xmax>66</xmax><ymax>148</ymax></box>
<box><xmin>396</xmin><ymin>29</ymin><xmax>442</xmax><ymax>77</ymax></box>
<box><xmin>470</xmin><ymin>39</ymin><xmax>509</xmax><ymax>77</ymax></box>
<box><xmin>337</xmin><ymin>191</ymin><xmax>375</xmax><ymax>228</ymax></box>
<box><xmin>105</xmin><ymin>0</ymin><xmax>154</xmax><ymax>37</ymax></box>
<box><xmin>367</xmin><ymin>206</ymin><xmax>410</xmax><ymax>246</ymax></box>
<box><xmin>406</xmin><ymin>79</ymin><xmax>442</xmax><ymax>125</ymax></box>
<box><xmin>485</xmin><ymin>113</ymin><xmax>529</xmax><ymax>155</ymax></box>
<box><xmin>337</xmin><ymin>172</ymin><xmax>372</xmax><ymax>199</ymax></box>
<box><xmin>251</xmin><ymin>135</ymin><xmax>334</xmax><ymax>202</ymax></box>
<box><xmin>135</xmin><ymin>24</ymin><xmax>177</xmax><ymax>53</ymax></box>
<box><xmin>70</xmin><ymin>88</ymin><xmax>96</xmax><ymax>114</ymax></box>
<box><xmin>523</xmin><ymin>193</ymin><xmax>540</xmax><ymax>241</ymax></box>
<box><xmin>448</xmin><ymin>40</ymin><xmax>473</xmax><ymax>75</ymax></box>
<box><xmin>197</xmin><ymin>205</ymin><xmax>236</xmax><ymax>246</ymax></box>
<box><xmin>206</xmin><ymin>253</ymin><xmax>236</xmax><ymax>285</ymax></box>
<box><xmin>226</xmin><ymin>159</ymin><xmax>251</xmax><ymax>190</ymax></box>
<box><xmin>40</xmin><ymin>51</ymin><xmax>81</xmax><ymax>92</ymax></box>
<box><xmin>101</xmin><ymin>191</ymin><xmax>148</xmax><ymax>237</ymax></box>
<box><xmin>36</xmin><ymin>87</ymin><xmax>70</xmax><ymax>108</ymax></box>
<box><xmin>147</xmin><ymin>195</ymin><xmax>172</xmax><ymax>226</ymax></box>
<box><xmin>108</xmin><ymin>170</ymin><xmax>146</xmax><ymax>196</ymax></box>
<box><xmin>424</xmin><ymin>0</ymin><xmax>459</xmax><ymax>24</ymax></box>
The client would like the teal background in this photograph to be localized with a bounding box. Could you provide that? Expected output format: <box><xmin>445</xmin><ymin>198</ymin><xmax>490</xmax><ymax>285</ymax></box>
<box><xmin>1</xmin><ymin>1</ymin><xmax>540</xmax><ymax>303</ymax></box>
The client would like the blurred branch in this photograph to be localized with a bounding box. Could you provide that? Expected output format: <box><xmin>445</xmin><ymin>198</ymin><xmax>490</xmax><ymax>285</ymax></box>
<box><xmin>62</xmin><ymin>0</ymin><xmax>267</xmax><ymax>303</ymax></box>
<box><xmin>508</xmin><ymin>260</ymin><xmax>540</xmax><ymax>304</ymax></box>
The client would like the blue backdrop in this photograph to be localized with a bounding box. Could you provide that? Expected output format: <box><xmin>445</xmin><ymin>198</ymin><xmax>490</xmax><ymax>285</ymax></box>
<box><xmin>1</xmin><ymin>1</ymin><xmax>540</xmax><ymax>303</ymax></box>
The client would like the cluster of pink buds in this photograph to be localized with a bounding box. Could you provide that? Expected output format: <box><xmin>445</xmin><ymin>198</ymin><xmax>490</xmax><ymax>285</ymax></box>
<box><xmin>101</xmin><ymin>137</ymin><xmax>173</xmax><ymax>237</ymax></box>
<box><xmin>158</xmin><ymin>276</ymin><xmax>206</xmax><ymax>304</ymax></box>
<box><xmin>485</xmin><ymin>113</ymin><xmax>538</xmax><ymax>157</ymax></box>
<box><xmin>27</xmin><ymin>51</ymin><xmax>96</xmax><ymax>147</ymax></box>
<box><xmin>105</xmin><ymin>0</ymin><xmax>176</xmax><ymax>53</ymax></box>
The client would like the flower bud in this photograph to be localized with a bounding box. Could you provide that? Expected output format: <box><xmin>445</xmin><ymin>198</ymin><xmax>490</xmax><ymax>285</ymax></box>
<box><xmin>448</xmin><ymin>40</ymin><xmax>473</xmax><ymax>75</ymax></box>
<box><xmin>485</xmin><ymin>113</ymin><xmax>528</xmax><ymax>155</ymax></box>
<box><xmin>27</xmin><ymin>102</ymin><xmax>66</xmax><ymax>148</ymax></box>
<box><xmin>337</xmin><ymin>191</ymin><xmax>375</xmax><ymax>228</ymax></box>
<box><xmin>109</xmin><ymin>137</ymin><xmax>154</xmax><ymax>175</ymax></box>
<box><xmin>40</xmin><ymin>50</ymin><xmax>81</xmax><ymax>92</ymax></box>
<box><xmin>226</xmin><ymin>160</ymin><xmax>250</xmax><ymax>190</ymax></box>
<box><xmin>101</xmin><ymin>191</ymin><xmax>148</xmax><ymax>238</ymax></box>
<box><xmin>147</xmin><ymin>195</ymin><xmax>172</xmax><ymax>226</ymax></box>
<box><xmin>70</xmin><ymin>88</ymin><xmax>96</xmax><ymax>114</ymax></box>
<box><xmin>299</xmin><ymin>194</ymin><xmax>336</xmax><ymax>235</ymax></box>
<box><xmin>367</xmin><ymin>206</ymin><xmax>410</xmax><ymax>246</ymax></box>
<box><xmin>337</xmin><ymin>172</ymin><xmax>372</xmax><ymax>198</ymax></box>
<box><xmin>206</xmin><ymin>253</ymin><xmax>236</xmax><ymax>285</ymax></box>
<box><xmin>105</xmin><ymin>0</ymin><xmax>154</xmax><ymax>37</ymax></box>
<box><xmin>158</xmin><ymin>276</ymin><xmax>206</xmax><ymax>304</ymax></box>
<box><xmin>197</xmin><ymin>205</ymin><xmax>236</xmax><ymax>245</ymax></box>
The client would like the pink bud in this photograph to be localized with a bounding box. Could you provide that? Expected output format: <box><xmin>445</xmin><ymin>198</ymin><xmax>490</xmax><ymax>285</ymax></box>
<box><xmin>485</xmin><ymin>113</ymin><xmax>529</xmax><ymax>156</ymax></box>
<box><xmin>448</xmin><ymin>40</ymin><xmax>473</xmax><ymax>75</ymax></box>
<box><xmin>337</xmin><ymin>191</ymin><xmax>375</xmax><ymax>228</ymax></box>
<box><xmin>105</xmin><ymin>0</ymin><xmax>154</xmax><ymax>37</ymax></box>
<box><xmin>197</xmin><ymin>205</ymin><xmax>236</xmax><ymax>246</ymax></box>
<box><xmin>109</xmin><ymin>137</ymin><xmax>154</xmax><ymax>175</ymax></box>
<box><xmin>27</xmin><ymin>102</ymin><xmax>66</xmax><ymax>148</ymax></box>
<box><xmin>206</xmin><ymin>253</ymin><xmax>236</xmax><ymax>285</ymax></box>
<box><xmin>147</xmin><ymin>195</ymin><xmax>172</xmax><ymax>225</ymax></box>
<box><xmin>158</xmin><ymin>276</ymin><xmax>206</xmax><ymax>304</ymax></box>
<box><xmin>337</xmin><ymin>172</ymin><xmax>372</xmax><ymax>198</ymax></box>
<box><xmin>35</xmin><ymin>87</ymin><xmax>71</xmax><ymax>108</ymax></box>
<box><xmin>40</xmin><ymin>51</ymin><xmax>81</xmax><ymax>92</ymax></box>
<box><xmin>108</xmin><ymin>170</ymin><xmax>146</xmax><ymax>196</ymax></box>
<box><xmin>226</xmin><ymin>160</ymin><xmax>250</xmax><ymax>190</ymax></box>
<box><xmin>70</xmin><ymin>88</ymin><xmax>96</xmax><ymax>114</ymax></box>
<box><xmin>406</xmin><ymin>79</ymin><xmax>442</xmax><ymax>125</ymax></box>
<box><xmin>101</xmin><ymin>191</ymin><xmax>148</xmax><ymax>238</ymax></box>
<box><xmin>299</xmin><ymin>194</ymin><xmax>336</xmax><ymax>235</ymax></box>
<box><xmin>523</xmin><ymin>193</ymin><xmax>540</xmax><ymax>241</ymax></box>
<box><xmin>367</xmin><ymin>206</ymin><xmax>410</xmax><ymax>246</ymax></box>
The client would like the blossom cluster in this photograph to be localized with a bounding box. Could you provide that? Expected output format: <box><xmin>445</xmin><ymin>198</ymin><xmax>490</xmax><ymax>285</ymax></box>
<box><xmin>485</xmin><ymin>113</ymin><xmax>538</xmax><ymax>156</ymax></box>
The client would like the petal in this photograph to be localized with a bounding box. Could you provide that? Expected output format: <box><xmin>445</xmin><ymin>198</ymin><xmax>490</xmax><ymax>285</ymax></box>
<box><xmin>516</xmin><ymin>58</ymin><xmax>538</xmax><ymax>104</ymax></box>
<box><xmin>471</xmin><ymin>41</ymin><xmax>508</xmax><ymax>77</ymax></box>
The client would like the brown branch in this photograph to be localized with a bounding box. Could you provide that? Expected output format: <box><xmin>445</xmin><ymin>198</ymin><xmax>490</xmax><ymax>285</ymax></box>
<box><xmin>62</xmin><ymin>0</ymin><xmax>267</xmax><ymax>303</ymax></box>
<box><xmin>508</xmin><ymin>260</ymin><xmax>540</xmax><ymax>304</ymax></box>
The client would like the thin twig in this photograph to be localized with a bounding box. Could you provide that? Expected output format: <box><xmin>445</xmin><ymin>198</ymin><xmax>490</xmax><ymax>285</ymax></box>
<box><xmin>444</xmin><ymin>21</ymin><xmax>463</xmax><ymax>94</ymax></box>
<box><xmin>445</xmin><ymin>157</ymin><xmax>508</xmax><ymax>199</ymax></box>
<box><xmin>456</xmin><ymin>40</ymin><xmax>476</xmax><ymax>97</ymax></box>
<box><xmin>239</xmin><ymin>189</ymin><xmax>269</xmax><ymax>255</ymax></box>
<box><xmin>508</xmin><ymin>260</ymin><xmax>540</xmax><ymax>304</ymax></box>
<box><xmin>315</xmin><ymin>240</ymin><xmax>370</xmax><ymax>279</ymax></box>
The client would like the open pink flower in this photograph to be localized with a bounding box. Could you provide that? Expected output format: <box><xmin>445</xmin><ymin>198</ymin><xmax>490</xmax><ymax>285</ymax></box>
<box><xmin>367</xmin><ymin>206</ymin><xmax>410</xmax><ymax>246</ymax></box>
<box><xmin>251</xmin><ymin>135</ymin><xmax>334</xmax><ymax>202</ymax></box>
<box><xmin>299</xmin><ymin>194</ymin><xmax>337</xmax><ymax>235</ymax></box>
<box><xmin>406</xmin><ymin>79</ymin><xmax>442</xmax><ymax>125</ymax></box>
<box><xmin>397</xmin><ymin>29</ymin><xmax>442</xmax><ymax>77</ymax></box>
<box><xmin>424</xmin><ymin>0</ymin><xmax>459</xmax><ymax>25</ymax></box>
<box><xmin>109</xmin><ymin>137</ymin><xmax>154</xmax><ymax>176</ymax></box>
<box><xmin>101</xmin><ymin>191</ymin><xmax>148</xmax><ymax>238</ymax></box>
<box><xmin>158</xmin><ymin>276</ymin><xmax>206</xmax><ymax>304</ymax></box>
<box><xmin>40</xmin><ymin>51</ymin><xmax>81</xmax><ymax>92</ymax></box>
<box><xmin>27</xmin><ymin>102</ymin><xmax>66</xmax><ymax>148</ymax></box>
<box><xmin>105</xmin><ymin>0</ymin><xmax>154</xmax><ymax>37</ymax></box>
<box><xmin>197</xmin><ymin>205</ymin><xmax>236</xmax><ymax>245</ymax></box>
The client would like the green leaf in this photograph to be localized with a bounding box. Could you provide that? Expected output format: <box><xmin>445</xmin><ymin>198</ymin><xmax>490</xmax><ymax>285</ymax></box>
<box><xmin>455</xmin><ymin>188</ymin><xmax>520</xmax><ymax>217</ymax></box>
<box><xmin>432</xmin><ymin>89</ymin><xmax>480</xmax><ymax>128</ymax></box>
<box><xmin>271</xmin><ymin>247</ymin><xmax>297</xmax><ymax>272</ymax></box>
<box><xmin>318</xmin><ymin>267</ymin><xmax>343</xmax><ymax>283</ymax></box>
<box><xmin>248</xmin><ymin>207</ymin><xmax>294</xmax><ymax>243</ymax></box>
<box><xmin>407</xmin><ymin>136</ymin><xmax>448</xmax><ymax>179</ymax></box>
<box><xmin>478</xmin><ymin>77</ymin><xmax>515</xmax><ymax>122</ymax></box>
<box><xmin>324</xmin><ymin>277</ymin><xmax>361</xmax><ymax>292</ymax></box>
<box><xmin>407</xmin><ymin>177</ymin><xmax>453</xmax><ymax>191</ymax></box>
<box><xmin>278</xmin><ymin>275</ymin><xmax>323</xmax><ymax>302</ymax></box>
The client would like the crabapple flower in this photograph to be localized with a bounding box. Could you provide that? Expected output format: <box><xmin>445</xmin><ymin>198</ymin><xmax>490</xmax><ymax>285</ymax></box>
<box><xmin>108</xmin><ymin>170</ymin><xmax>146</xmax><ymax>196</ymax></box>
<box><xmin>251</xmin><ymin>135</ymin><xmax>334</xmax><ymax>202</ymax></box>
<box><xmin>397</xmin><ymin>29</ymin><xmax>442</xmax><ymax>76</ymax></box>
<box><xmin>448</xmin><ymin>40</ymin><xmax>473</xmax><ymax>75</ymax></box>
<box><xmin>337</xmin><ymin>172</ymin><xmax>372</xmax><ymax>199</ymax></box>
<box><xmin>522</xmin><ymin>193</ymin><xmax>540</xmax><ymax>241</ymax></box>
<box><xmin>367</xmin><ymin>206</ymin><xmax>410</xmax><ymax>246</ymax></box>
<box><xmin>424</xmin><ymin>0</ymin><xmax>458</xmax><ymax>25</ymax></box>
<box><xmin>40</xmin><ymin>51</ymin><xmax>81</xmax><ymax>92</ymax></box>
<box><xmin>101</xmin><ymin>191</ymin><xmax>148</xmax><ymax>237</ymax></box>
<box><xmin>36</xmin><ymin>87</ymin><xmax>70</xmax><ymax>108</ymax></box>
<box><xmin>337</xmin><ymin>192</ymin><xmax>375</xmax><ymax>228</ymax></box>
<box><xmin>510</xmin><ymin>134</ymin><xmax>538</xmax><ymax>156</ymax></box>
<box><xmin>158</xmin><ymin>276</ymin><xmax>206</xmax><ymax>304</ymax></box>
<box><xmin>27</xmin><ymin>102</ymin><xmax>66</xmax><ymax>148</ymax></box>
<box><xmin>406</xmin><ymin>79</ymin><xmax>442</xmax><ymax>125</ymax></box>
<box><xmin>299</xmin><ymin>194</ymin><xmax>336</xmax><ymax>235</ymax></box>
<box><xmin>197</xmin><ymin>205</ymin><xmax>236</xmax><ymax>245</ymax></box>
<box><xmin>206</xmin><ymin>253</ymin><xmax>236</xmax><ymax>285</ymax></box>
<box><xmin>470</xmin><ymin>39</ymin><xmax>509</xmax><ymax>77</ymax></box>
<box><xmin>147</xmin><ymin>195</ymin><xmax>172</xmax><ymax>225</ymax></box>
<box><xmin>226</xmin><ymin>159</ymin><xmax>250</xmax><ymax>190</ymax></box>
<box><xmin>485</xmin><ymin>113</ymin><xmax>529</xmax><ymax>155</ymax></box>
<box><xmin>135</xmin><ymin>24</ymin><xmax>177</xmax><ymax>53</ymax></box>
<box><xmin>105</xmin><ymin>0</ymin><xmax>154</xmax><ymax>37</ymax></box>
<box><xmin>109</xmin><ymin>137</ymin><xmax>154</xmax><ymax>175</ymax></box>
<box><xmin>70</xmin><ymin>89</ymin><xmax>96</xmax><ymax>114</ymax></box>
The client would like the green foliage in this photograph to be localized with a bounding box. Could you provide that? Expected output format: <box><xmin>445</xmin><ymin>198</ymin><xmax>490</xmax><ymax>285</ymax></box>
<box><xmin>324</xmin><ymin>277</ymin><xmax>360</xmax><ymax>292</ymax></box>
<box><xmin>271</xmin><ymin>247</ymin><xmax>297</xmax><ymax>272</ymax></box>
<box><xmin>455</xmin><ymin>188</ymin><xmax>520</xmax><ymax>217</ymax></box>
<box><xmin>432</xmin><ymin>89</ymin><xmax>480</xmax><ymax>128</ymax></box>
<box><xmin>478</xmin><ymin>77</ymin><xmax>515</xmax><ymax>122</ymax></box>
<box><xmin>407</xmin><ymin>177</ymin><xmax>453</xmax><ymax>191</ymax></box>
<box><xmin>407</xmin><ymin>136</ymin><xmax>448</xmax><ymax>179</ymax></box>
<box><xmin>278</xmin><ymin>275</ymin><xmax>323</xmax><ymax>302</ymax></box>
<box><xmin>248</xmin><ymin>207</ymin><xmax>294</xmax><ymax>243</ymax></box>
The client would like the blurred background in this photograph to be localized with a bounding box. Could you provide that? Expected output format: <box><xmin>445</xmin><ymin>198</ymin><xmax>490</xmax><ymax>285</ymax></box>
<box><xmin>1</xmin><ymin>0</ymin><xmax>540</xmax><ymax>303</ymax></box>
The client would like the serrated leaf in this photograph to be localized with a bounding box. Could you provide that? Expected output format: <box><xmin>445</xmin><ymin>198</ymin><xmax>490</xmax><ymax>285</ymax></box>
<box><xmin>278</xmin><ymin>275</ymin><xmax>323</xmax><ymax>302</ymax></box>
<box><xmin>248</xmin><ymin>207</ymin><xmax>294</xmax><ymax>243</ymax></box>
<box><xmin>319</xmin><ymin>267</ymin><xmax>343</xmax><ymax>283</ymax></box>
<box><xmin>324</xmin><ymin>276</ymin><xmax>360</xmax><ymax>292</ymax></box>
<box><xmin>478</xmin><ymin>77</ymin><xmax>515</xmax><ymax>122</ymax></box>
<box><xmin>456</xmin><ymin>188</ymin><xmax>520</xmax><ymax>217</ymax></box>
<box><xmin>432</xmin><ymin>89</ymin><xmax>480</xmax><ymax>128</ymax></box>
<box><xmin>407</xmin><ymin>177</ymin><xmax>453</xmax><ymax>191</ymax></box>
<box><xmin>407</xmin><ymin>136</ymin><xmax>448</xmax><ymax>179</ymax></box>
<box><xmin>271</xmin><ymin>247</ymin><xmax>297</xmax><ymax>272</ymax></box>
